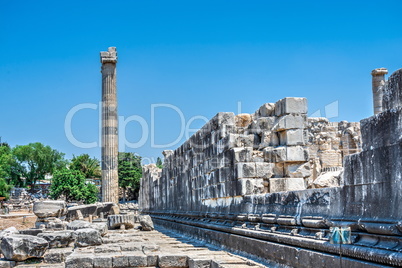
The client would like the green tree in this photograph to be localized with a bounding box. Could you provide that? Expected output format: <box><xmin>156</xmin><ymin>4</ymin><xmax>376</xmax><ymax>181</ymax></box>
<box><xmin>118</xmin><ymin>152</ymin><xmax>142</xmax><ymax>201</ymax></box>
<box><xmin>0</xmin><ymin>143</ymin><xmax>12</xmax><ymax>181</ymax></box>
<box><xmin>156</xmin><ymin>157</ymin><xmax>163</xmax><ymax>169</ymax></box>
<box><xmin>50</xmin><ymin>168</ymin><xmax>98</xmax><ymax>204</ymax></box>
<box><xmin>0</xmin><ymin>143</ymin><xmax>21</xmax><ymax>186</ymax></box>
<box><xmin>12</xmin><ymin>142</ymin><xmax>67</xmax><ymax>188</ymax></box>
<box><xmin>0</xmin><ymin>177</ymin><xmax>12</xmax><ymax>199</ymax></box>
<box><xmin>70</xmin><ymin>154</ymin><xmax>101</xmax><ymax>178</ymax></box>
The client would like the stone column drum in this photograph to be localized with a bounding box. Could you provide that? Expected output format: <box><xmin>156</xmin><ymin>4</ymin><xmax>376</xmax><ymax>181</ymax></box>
<box><xmin>100</xmin><ymin>47</ymin><xmax>118</xmax><ymax>203</ymax></box>
<box><xmin>371</xmin><ymin>68</ymin><xmax>388</xmax><ymax>115</ymax></box>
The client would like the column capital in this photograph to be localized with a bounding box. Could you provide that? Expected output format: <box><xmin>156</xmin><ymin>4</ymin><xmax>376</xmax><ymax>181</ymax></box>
<box><xmin>100</xmin><ymin>47</ymin><xmax>117</xmax><ymax>64</ymax></box>
<box><xmin>371</xmin><ymin>68</ymin><xmax>388</xmax><ymax>76</ymax></box>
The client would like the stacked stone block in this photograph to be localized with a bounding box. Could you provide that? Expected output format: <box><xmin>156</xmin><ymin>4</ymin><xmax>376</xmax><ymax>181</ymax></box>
<box><xmin>262</xmin><ymin>98</ymin><xmax>309</xmax><ymax>192</ymax></box>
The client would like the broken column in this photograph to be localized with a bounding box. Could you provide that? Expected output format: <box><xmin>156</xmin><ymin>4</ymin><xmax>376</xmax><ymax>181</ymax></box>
<box><xmin>371</xmin><ymin>68</ymin><xmax>388</xmax><ymax>115</ymax></box>
<box><xmin>100</xmin><ymin>47</ymin><xmax>119</xmax><ymax>203</ymax></box>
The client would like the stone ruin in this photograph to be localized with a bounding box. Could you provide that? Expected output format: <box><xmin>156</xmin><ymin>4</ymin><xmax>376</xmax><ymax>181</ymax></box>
<box><xmin>0</xmin><ymin>199</ymin><xmax>265</xmax><ymax>268</ymax></box>
<box><xmin>140</xmin><ymin>97</ymin><xmax>361</xmax><ymax>209</ymax></box>
<box><xmin>140</xmin><ymin>68</ymin><xmax>402</xmax><ymax>267</ymax></box>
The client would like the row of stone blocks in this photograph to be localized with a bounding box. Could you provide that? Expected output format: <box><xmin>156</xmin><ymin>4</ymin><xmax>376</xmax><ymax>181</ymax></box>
<box><xmin>65</xmin><ymin>253</ymin><xmax>261</xmax><ymax>268</ymax></box>
<box><xmin>66</xmin><ymin>254</ymin><xmax>187</xmax><ymax>268</ymax></box>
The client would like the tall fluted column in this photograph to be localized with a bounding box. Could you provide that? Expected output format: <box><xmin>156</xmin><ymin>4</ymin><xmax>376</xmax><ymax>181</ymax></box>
<box><xmin>371</xmin><ymin>68</ymin><xmax>388</xmax><ymax>115</ymax></box>
<box><xmin>100</xmin><ymin>47</ymin><xmax>118</xmax><ymax>203</ymax></box>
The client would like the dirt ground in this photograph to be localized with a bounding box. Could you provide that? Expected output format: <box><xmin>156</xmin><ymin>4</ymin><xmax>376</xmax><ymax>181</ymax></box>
<box><xmin>0</xmin><ymin>210</ymin><xmax>37</xmax><ymax>230</ymax></box>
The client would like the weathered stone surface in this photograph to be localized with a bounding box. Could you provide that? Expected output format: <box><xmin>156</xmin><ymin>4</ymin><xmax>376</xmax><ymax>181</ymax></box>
<box><xmin>0</xmin><ymin>228</ymin><xmax>19</xmax><ymax>241</ymax></box>
<box><xmin>37</xmin><ymin>231</ymin><xmax>74</xmax><ymax>248</ymax></box>
<box><xmin>256</xmin><ymin>103</ymin><xmax>275</xmax><ymax>117</ymax></box>
<box><xmin>275</xmin><ymin>114</ymin><xmax>305</xmax><ymax>131</ymax></box>
<box><xmin>112</xmin><ymin>255</ymin><xmax>129</xmax><ymax>268</ymax></box>
<box><xmin>275</xmin><ymin>97</ymin><xmax>308</xmax><ymax>116</ymax></box>
<box><xmin>93</xmin><ymin>254</ymin><xmax>113</xmax><ymax>268</ymax></box>
<box><xmin>264</xmin><ymin>146</ymin><xmax>308</xmax><ymax>163</ymax></box>
<box><xmin>43</xmin><ymin>247</ymin><xmax>72</xmax><ymax>264</ymax></box>
<box><xmin>311</xmin><ymin>170</ymin><xmax>342</xmax><ymax>188</ymax></box>
<box><xmin>235</xmin><ymin>114</ymin><xmax>252</xmax><ymax>128</ymax></box>
<box><xmin>139</xmin><ymin>215</ymin><xmax>154</xmax><ymax>231</ymax></box>
<box><xmin>361</xmin><ymin>107</ymin><xmax>402</xmax><ymax>150</ymax></box>
<box><xmin>126</xmin><ymin>253</ymin><xmax>148</xmax><ymax>267</ymax></box>
<box><xmin>235</xmin><ymin>163</ymin><xmax>256</xmax><ymax>178</ymax></box>
<box><xmin>278</xmin><ymin>129</ymin><xmax>305</xmax><ymax>146</ymax></box>
<box><xmin>0</xmin><ymin>235</ymin><xmax>48</xmax><ymax>261</ymax></box>
<box><xmin>382</xmin><ymin>68</ymin><xmax>402</xmax><ymax>111</ymax></box>
<box><xmin>147</xmin><ymin>254</ymin><xmax>158</xmax><ymax>266</ymax></box>
<box><xmin>67</xmin><ymin>220</ymin><xmax>92</xmax><ymax>230</ymax></box>
<box><xmin>0</xmin><ymin>259</ymin><xmax>16</xmax><ymax>268</ymax></box>
<box><xmin>33</xmin><ymin>201</ymin><xmax>66</xmax><ymax>218</ymax></box>
<box><xmin>35</xmin><ymin>217</ymin><xmax>67</xmax><ymax>230</ymax></box>
<box><xmin>65</xmin><ymin>254</ymin><xmax>94</xmax><ymax>268</ymax></box>
<box><xmin>67</xmin><ymin>204</ymin><xmax>97</xmax><ymax>221</ymax></box>
<box><xmin>66</xmin><ymin>220</ymin><xmax>107</xmax><ymax>237</ymax></box>
<box><xmin>232</xmin><ymin>147</ymin><xmax>252</xmax><ymax>163</ymax></box>
<box><xmin>90</xmin><ymin>222</ymin><xmax>108</xmax><ymax>236</ymax></box>
<box><xmin>237</xmin><ymin>179</ymin><xmax>264</xmax><ymax>195</ymax></box>
<box><xmin>19</xmin><ymin>229</ymin><xmax>43</xmax><ymax>236</ymax></box>
<box><xmin>96</xmin><ymin>202</ymin><xmax>120</xmax><ymax>217</ymax></box>
<box><xmin>250</xmin><ymin>117</ymin><xmax>275</xmax><ymax>135</ymax></box>
<box><xmin>269</xmin><ymin>178</ymin><xmax>306</xmax><ymax>192</ymax></box>
<box><xmin>159</xmin><ymin>255</ymin><xmax>188</xmax><ymax>268</ymax></box>
<box><xmin>107</xmin><ymin>214</ymin><xmax>135</xmax><ymax>230</ymax></box>
<box><xmin>285</xmin><ymin>162</ymin><xmax>311</xmax><ymax>178</ymax></box>
<box><xmin>189</xmin><ymin>258</ymin><xmax>211</xmax><ymax>268</ymax></box>
<box><xmin>255</xmin><ymin>162</ymin><xmax>274</xmax><ymax>178</ymax></box>
<box><xmin>74</xmin><ymin>228</ymin><xmax>102</xmax><ymax>247</ymax></box>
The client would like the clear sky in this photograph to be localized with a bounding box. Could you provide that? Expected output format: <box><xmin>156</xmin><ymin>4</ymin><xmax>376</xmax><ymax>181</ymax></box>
<box><xmin>1</xmin><ymin>0</ymin><xmax>402</xmax><ymax>163</ymax></box>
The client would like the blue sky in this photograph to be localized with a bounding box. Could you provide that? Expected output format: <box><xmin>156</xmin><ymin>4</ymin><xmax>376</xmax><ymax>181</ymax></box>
<box><xmin>1</xmin><ymin>0</ymin><xmax>402</xmax><ymax>163</ymax></box>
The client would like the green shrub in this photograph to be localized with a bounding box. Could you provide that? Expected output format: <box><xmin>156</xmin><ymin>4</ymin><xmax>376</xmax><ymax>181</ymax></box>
<box><xmin>50</xmin><ymin>168</ymin><xmax>98</xmax><ymax>204</ymax></box>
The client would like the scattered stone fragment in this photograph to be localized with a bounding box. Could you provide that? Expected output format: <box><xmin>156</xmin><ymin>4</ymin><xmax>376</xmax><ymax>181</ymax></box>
<box><xmin>90</xmin><ymin>222</ymin><xmax>108</xmax><ymax>236</ymax></box>
<box><xmin>1</xmin><ymin>234</ymin><xmax>49</xmax><ymax>261</ymax></box>
<box><xmin>0</xmin><ymin>227</ymin><xmax>19</xmax><ymax>241</ymax></box>
<box><xmin>33</xmin><ymin>201</ymin><xmax>66</xmax><ymax>218</ymax></box>
<box><xmin>37</xmin><ymin>230</ymin><xmax>74</xmax><ymax>248</ymax></box>
<box><xmin>107</xmin><ymin>214</ymin><xmax>135</xmax><ymax>230</ymax></box>
<box><xmin>139</xmin><ymin>215</ymin><xmax>154</xmax><ymax>231</ymax></box>
<box><xmin>312</xmin><ymin>170</ymin><xmax>342</xmax><ymax>188</ymax></box>
<box><xmin>66</xmin><ymin>220</ymin><xmax>91</xmax><ymax>230</ymax></box>
<box><xmin>66</xmin><ymin>204</ymin><xmax>97</xmax><ymax>221</ymax></box>
<box><xmin>73</xmin><ymin>228</ymin><xmax>102</xmax><ymax>247</ymax></box>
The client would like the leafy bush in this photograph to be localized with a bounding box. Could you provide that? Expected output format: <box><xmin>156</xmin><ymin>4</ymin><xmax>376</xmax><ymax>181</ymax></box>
<box><xmin>50</xmin><ymin>168</ymin><xmax>98</xmax><ymax>204</ymax></box>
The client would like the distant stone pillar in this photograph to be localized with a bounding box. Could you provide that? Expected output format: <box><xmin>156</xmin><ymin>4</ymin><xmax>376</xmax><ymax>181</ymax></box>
<box><xmin>100</xmin><ymin>47</ymin><xmax>118</xmax><ymax>203</ymax></box>
<box><xmin>371</xmin><ymin>68</ymin><xmax>388</xmax><ymax>115</ymax></box>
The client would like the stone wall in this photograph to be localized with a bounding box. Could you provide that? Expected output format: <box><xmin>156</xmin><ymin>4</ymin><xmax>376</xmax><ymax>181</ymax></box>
<box><xmin>139</xmin><ymin>69</ymin><xmax>402</xmax><ymax>266</ymax></box>
<box><xmin>140</xmin><ymin>97</ymin><xmax>361</xmax><ymax>214</ymax></box>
